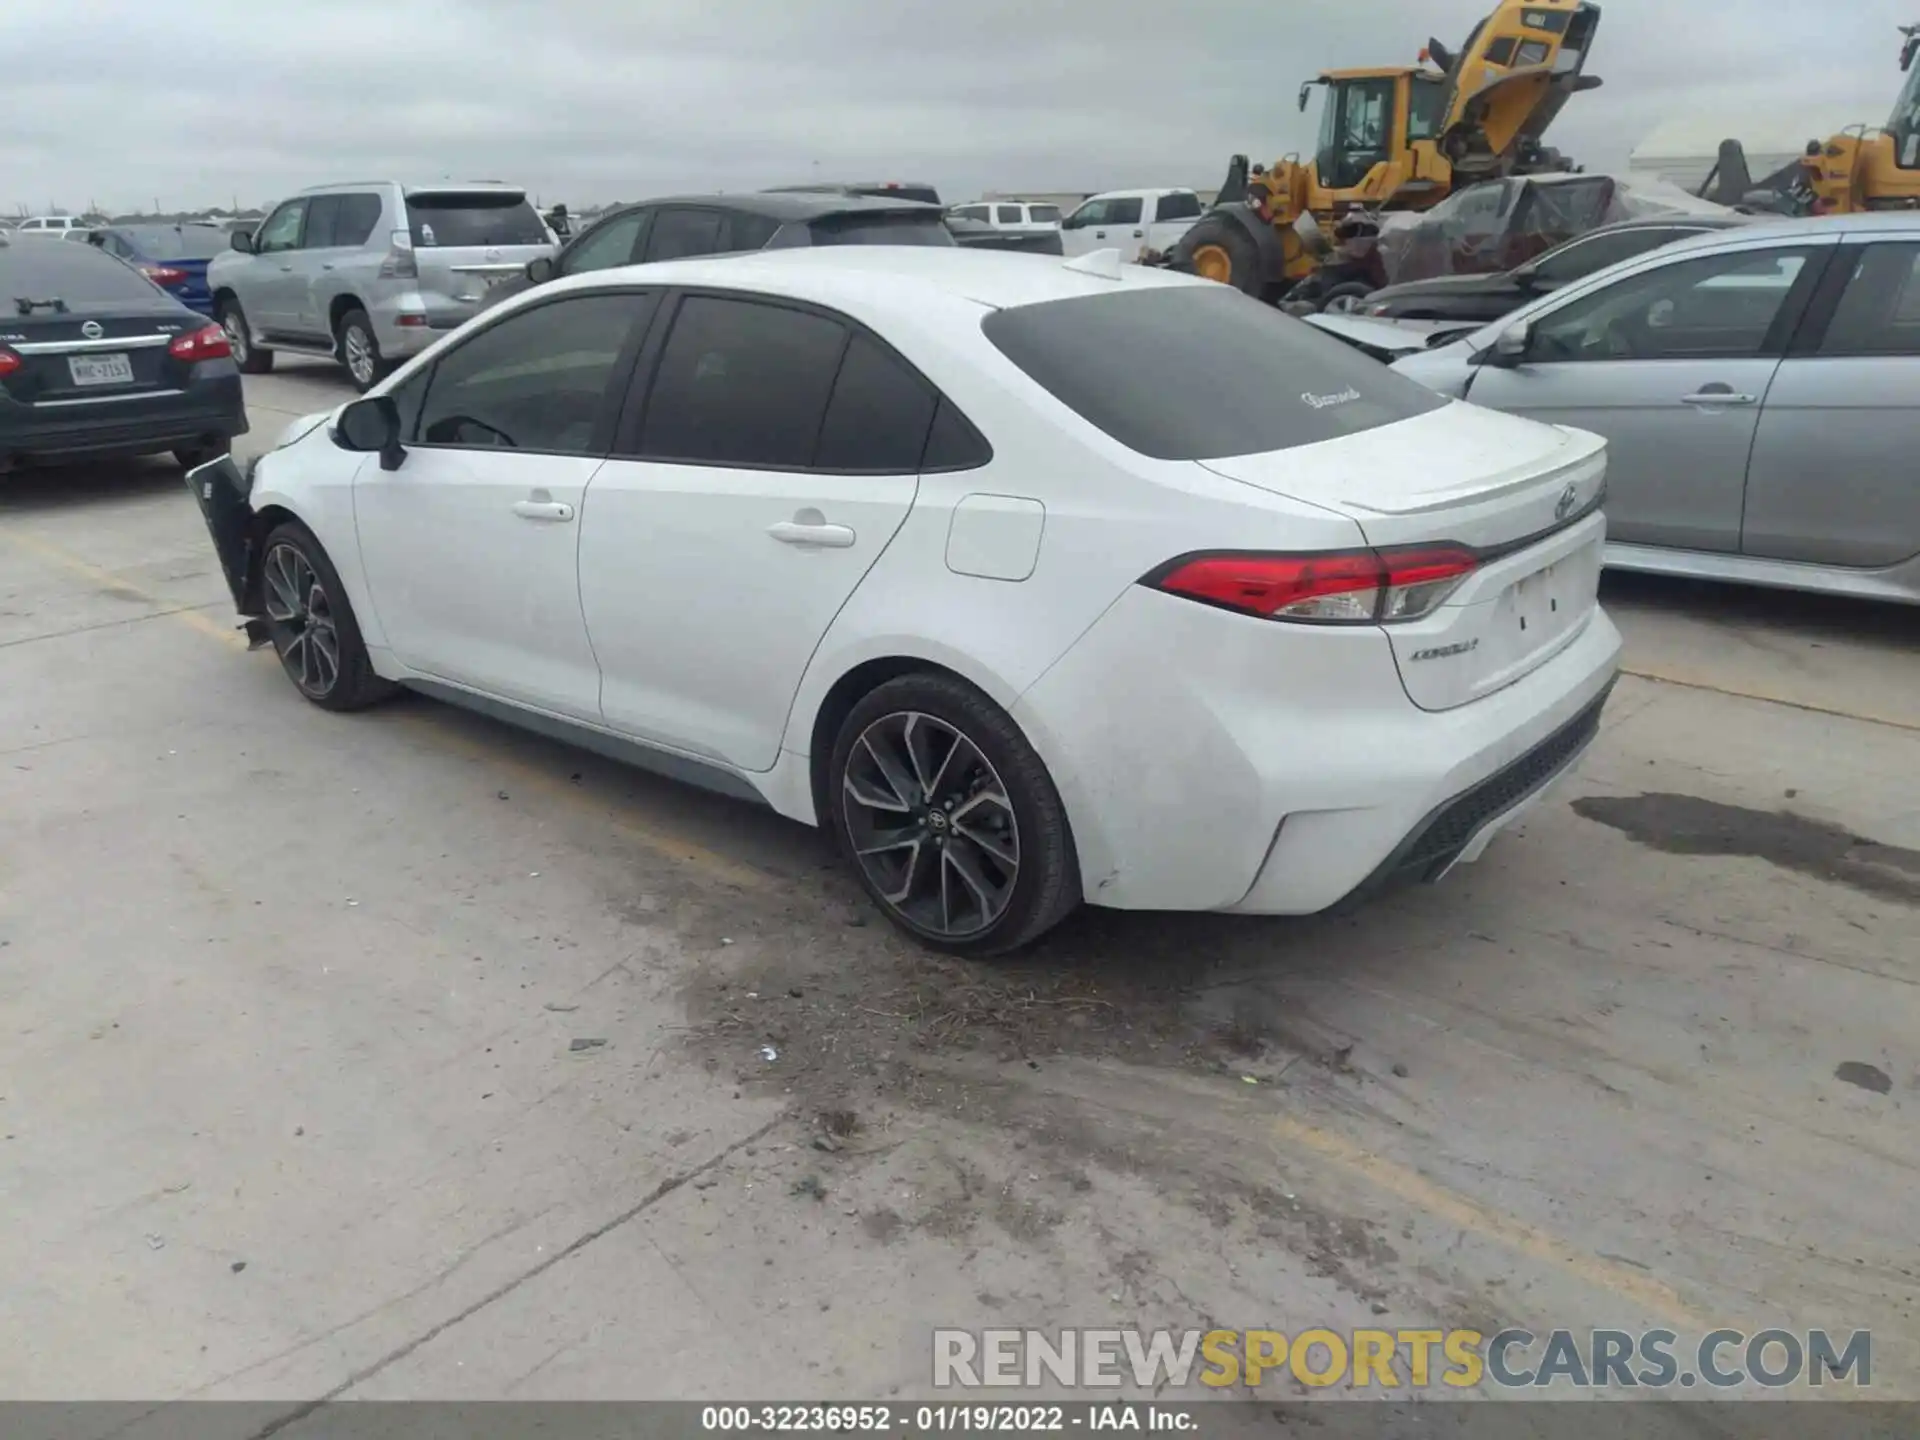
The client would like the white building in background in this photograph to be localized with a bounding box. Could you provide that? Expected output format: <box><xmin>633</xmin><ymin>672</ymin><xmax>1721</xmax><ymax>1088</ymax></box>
<box><xmin>1628</xmin><ymin>110</ymin><xmax>1864</xmax><ymax>192</ymax></box>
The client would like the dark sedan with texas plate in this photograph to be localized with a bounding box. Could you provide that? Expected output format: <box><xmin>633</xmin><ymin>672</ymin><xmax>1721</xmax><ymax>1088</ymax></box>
<box><xmin>0</xmin><ymin>231</ymin><xmax>246</xmax><ymax>472</ymax></box>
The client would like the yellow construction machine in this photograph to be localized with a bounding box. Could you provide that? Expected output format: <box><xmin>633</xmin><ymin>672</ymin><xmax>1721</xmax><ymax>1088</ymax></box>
<box><xmin>1798</xmin><ymin>23</ymin><xmax>1920</xmax><ymax>214</ymax></box>
<box><xmin>1170</xmin><ymin>0</ymin><xmax>1603</xmax><ymax>306</ymax></box>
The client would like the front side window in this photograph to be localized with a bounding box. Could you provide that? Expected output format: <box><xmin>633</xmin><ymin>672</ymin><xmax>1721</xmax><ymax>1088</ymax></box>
<box><xmin>984</xmin><ymin>284</ymin><xmax>1445</xmax><ymax>461</ymax></box>
<box><xmin>1319</xmin><ymin>78</ymin><xmax>1396</xmax><ymax>190</ymax></box>
<box><xmin>635</xmin><ymin>296</ymin><xmax>848</xmax><ymax>468</ymax></box>
<box><xmin>415</xmin><ymin>292</ymin><xmax>654</xmax><ymax>454</ymax></box>
<box><xmin>1818</xmin><ymin>243</ymin><xmax>1920</xmax><ymax>355</ymax></box>
<box><xmin>1064</xmin><ymin>200</ymin><xmax>1107</xmax><ymax>229</ymax></box>
<box><xmin>643</xmin><ymin>209</ymin><xmax>724</xmax><ymax>262</ymax></box>
<box><xmin>254</xmin><ymin>200</ymin><xmax>306</xmax><ymax>254</ymax></box>
<box><xmin>1531</xmin><ymin>247</ymin><xmax>1815</xmax><ymax>363</ymax></box>
<box><xmin>562</xmin><ymin>211</ymin><xmax>647</xmax><ymax>275</ymax></box>
<box><xmin>958</xmin><ymin>205</ymin><xmax>991</xmax><ymax>222</ymax></box>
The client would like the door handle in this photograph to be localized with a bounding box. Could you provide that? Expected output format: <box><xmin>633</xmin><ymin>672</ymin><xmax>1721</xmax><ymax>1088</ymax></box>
<box><xmin>1132</xmin><ymin>229</ymin><xmax>1144</xmax><ymax>237</ymax></box>
<box><xmin>278</xmin><ymin>264</ymin><xmax>294</xmax><ymax>272</ymax></box>
<box><xmin>321</xmin><ymin>263</ymin><xmax>335</xmax><ymax>271</ymax></box>
<box><xmin>511</xmin><ymin>500</ymin><xmax>575</xmax><ymax>522</ymax></box>
<box><xmin>1094</xmin><ymin>230</ymin><xmax>1107</xmax><ymax>238</ymax></box>
<box><xmin>1680</xmin><ymin>390</ymin><xmax>1756</xmax><ymax>407</ymax></box>
<box><xmin>767</xmin><ymin>520</ymin><xmax>856</xmax><ymax>548</ymax></box>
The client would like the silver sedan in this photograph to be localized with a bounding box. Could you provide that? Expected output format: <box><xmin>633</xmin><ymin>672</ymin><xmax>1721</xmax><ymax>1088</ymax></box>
<box><xmin>1374</xmin><ymin>213</ymin><xmax>1920</xmax><ymax>607</ymax></box>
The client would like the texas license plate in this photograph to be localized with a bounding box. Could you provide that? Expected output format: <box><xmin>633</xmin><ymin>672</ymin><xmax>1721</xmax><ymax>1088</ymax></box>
<box><xmin>68</xmin><ymin>353</ymin><xmax>133</xmax><ymax>386</ymax></box>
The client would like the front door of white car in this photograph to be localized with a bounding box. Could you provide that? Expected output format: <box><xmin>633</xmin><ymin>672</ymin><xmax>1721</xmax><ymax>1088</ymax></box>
<box><xmin>354</xmin><ymin>291</ymin><xmax>658</xmax><ymax>719</ymax></box>
<box><xmin>1463</xmin><ymin>243</ymin><xmax>1825</xmax><ymax>555</ymax></box>
<box><xmin>578</xmin><ymin>293</ymin><xmax>927</xmax><ymax>771</ymax></box>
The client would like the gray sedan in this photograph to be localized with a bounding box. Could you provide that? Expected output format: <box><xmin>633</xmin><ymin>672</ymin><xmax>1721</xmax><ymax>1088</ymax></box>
<box><xmin>1381</xmin><ymin>213</ymin><xmax>1920</xmax><ymax>607</ymax></box>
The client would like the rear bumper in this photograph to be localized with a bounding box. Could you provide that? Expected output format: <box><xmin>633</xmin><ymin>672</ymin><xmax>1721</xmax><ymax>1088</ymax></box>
<box><xmin>0</xmin><ymin>370</ymin><xmax>247</xmax><ymax>463</ymax></box>
<box><xmin>1011</xmin><ymin>583</ymin><xmax>1622</xmax><ymax>915</ymax></box>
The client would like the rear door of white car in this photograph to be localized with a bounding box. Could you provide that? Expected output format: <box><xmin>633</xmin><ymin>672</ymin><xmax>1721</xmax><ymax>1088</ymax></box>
<box><xmin>354</xmin><ymin>290</ymin><xmax>659</xmax><ymax>719</ymax></box>
<box><xmin>578</xmin><ymin>290</ymin><xmax>932</xmax><ymax>771</ymax></box>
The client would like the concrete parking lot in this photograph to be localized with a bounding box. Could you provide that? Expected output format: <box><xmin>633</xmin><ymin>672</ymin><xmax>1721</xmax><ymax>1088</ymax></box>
<box><xmin>2</xmin><ymin>361</ymin><xmax>1916</xmax><ymax>1410</ymax></box>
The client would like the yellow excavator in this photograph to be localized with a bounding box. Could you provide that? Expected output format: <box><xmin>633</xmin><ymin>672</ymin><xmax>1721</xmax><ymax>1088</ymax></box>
<box><xmin>1798</xmin><ymin>23</ymin><xmax>1920</xmax><ymax>214</ymax></box>
<box><xmin>1170</xmin><ymin>0</ymin><xmax>1603</xmax><ymax>306</ymax></box>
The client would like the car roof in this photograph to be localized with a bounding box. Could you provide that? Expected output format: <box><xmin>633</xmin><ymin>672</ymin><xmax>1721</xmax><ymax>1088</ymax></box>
<box><xmin>542</xmin><ymin>244</ymin><xmax>1204</xmax><ymax>314</ymax></box>
<box><xmin>290</xmin><ymin>181</ymin><xmax>531</xmax><ymax>197</ymax></box>
<box><xmin>605</xmin><ymin>192</ymin><xmax>943</xmax><ymax>222</ymax></box>
<box><xmin>1083</xmin><ymin>187</ymin><xmax>1197</xmax><ymax>201</ymax></box>
<box><xmin>1630</xmin><ymin>211</ymin><xmax>1920</xmax><ymax>258</ymax></box>
<box><xmin>1584</xmin><ymin>213</ymin><xmax>1753</xmax><ymax>234</ymax></box>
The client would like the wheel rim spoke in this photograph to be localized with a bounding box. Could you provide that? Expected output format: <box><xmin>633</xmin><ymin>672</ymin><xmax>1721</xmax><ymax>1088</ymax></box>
<box><xmin>841</xmin><ymin>710</ymin><xmax>1022</xmax><ymax>939</ymax></box>
<box><xmin>263</xmin><ymin>543</ymin><xmax>336</xmax><ymax>696</ymax></box>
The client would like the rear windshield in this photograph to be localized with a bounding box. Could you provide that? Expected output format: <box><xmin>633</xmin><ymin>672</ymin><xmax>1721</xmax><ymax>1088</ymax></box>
<box><xmin>120</xmin><ymin>225</ymin><xmax>227</xmax><ymax>260</ymax></box>
<box><xmin>406</xmin><ymin>192</ymin><xmax>548</xmax><ymax>247</ymax></box>
<box><xmin>808</xmin><ymin>213</ymin><xmax>957</xmax><ymax>248</ymax></box>
<box><xmin>0</xmin><ymin>240</ymin><xmax>162</xmax><ymax>302</ymax></box>
<box><xmin>982</xmin><ymin>284</ymin><xmax>1447</xmax><ymax>461</ymax></box>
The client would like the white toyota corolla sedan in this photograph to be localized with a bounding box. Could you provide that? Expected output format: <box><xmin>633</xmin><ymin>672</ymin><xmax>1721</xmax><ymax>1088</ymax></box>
<box><xmin>187</xmin><ymin>246</ymin><xmax>1621</xmax><ymax>955</ymax></box>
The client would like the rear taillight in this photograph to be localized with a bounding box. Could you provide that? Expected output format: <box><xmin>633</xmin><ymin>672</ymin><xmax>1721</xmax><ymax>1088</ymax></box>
<box><xmin>1145</xmin><ymin>545</ymin><xmax>1478</xmax><ymax>624</ymax></box>
<box><xmin>140</xmin><ymin>264</ymin><xmax>188</xmax><ymax>286</ymax></box>
<box><xmin>169</xmin><ymin>322</ymin><xmax>231</xmax><ymax>361</ymax></box>
<box><xmin>0</xmin><ymin>347</ymin><xmax>20</xmax><ymax>377</ymax></box>
<box><xmin>378</xmin><ymin>229</ymin><xmax>418</xmax><ymax>279</ymax></box>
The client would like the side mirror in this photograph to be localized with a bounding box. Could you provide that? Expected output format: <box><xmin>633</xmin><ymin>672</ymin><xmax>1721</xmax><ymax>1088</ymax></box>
<box><xmin>525</xmin><ymin>255</ymin><xmax>556</xmax><ymax>284</ymax></box>
<box><xmin>1297</xmin><ymin>83</ymin><xmax>1312</xmax><ymax>112</ymax></box>
<box><xmin>1481</xmin><ymin>320</ymin><xmax>1533</xmax><ymax>368</ymax></box>
<box><xmin>334</xmin><ymin>395</ymin><xmax>406</xmax><ymax>471</ymax></box>
<box><xmin>1511</xmin><ymin>261</ymin><xmax>1541</xmax><ymax>289</ymax></box>
<box><xmin>230</xmin><ymin>229</ymin><xmax>253</xmax><ymax>253</ymax></box>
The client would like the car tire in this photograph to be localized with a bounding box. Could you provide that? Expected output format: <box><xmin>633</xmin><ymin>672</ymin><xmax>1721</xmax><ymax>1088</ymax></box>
<box><xmin>1318</xmin><ymin>281</ymin><xmax>1376</xmax><ymax>314</ymax></box>
<box><xmin>258</xmin><ymin>520</ymin><xmax>396</xmax><ymax>713</ymax></box>
<box><xmin>828</xmin><ymin>672</ymin><xmax>1081</xmax><ymax>957</ymax></box>
<box><xmin>218</xmin><ymin>298</ymin><xmax>273</xmax><ymax>374</ymax></box>
<box><xmin>172</xmin><ymin>442</ymin><xmax>227</xmax><ymax>470</ymax></box>
<box><xmin>336</xmin><ymin>308</ymin><xmax>389</xmax><ymax>394</ymax></box>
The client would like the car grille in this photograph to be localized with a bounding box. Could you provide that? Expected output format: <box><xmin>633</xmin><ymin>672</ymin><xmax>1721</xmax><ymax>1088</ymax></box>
<box><xmin>1339</xmin><ymin>679</ymin><xmax>1615</xmax><ymax>906</ymax></box>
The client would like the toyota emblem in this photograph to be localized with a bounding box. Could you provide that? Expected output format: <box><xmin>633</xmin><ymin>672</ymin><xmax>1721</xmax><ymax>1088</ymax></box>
<box><xmin>80</xmin><ymin>320</ymin><xmax>104</xmax><ymax>340</ymax></box>
<box><xmin>1554</xmin><ymin>482</ymin><xmax>1579</xmax><ymax>521</ymax></box>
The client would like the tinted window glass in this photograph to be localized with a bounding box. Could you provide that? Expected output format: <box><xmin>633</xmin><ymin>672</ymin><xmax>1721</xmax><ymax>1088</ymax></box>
<box><xmin>1819</xmin><ymin>243</ymin><xmax>1920</xmax><ymax>355</ymax></box>
<box><xmin>807</xmin><ymin>213</ymin><xmax>955</xmax><ymax>247</ymax></box>
<box><xmin>1031</xmin><ymin>205</ymin><xmax>1062</xmax><ymax>224</ymax></box>
<box><xmin>119</xmin><ymin>225</ymin><xmax>227</xmax><ymax>261</ymax></box>
<box><xmin>406</xmin><ymin>192</ymin><xmax>547</xmax><ymax>247</ymax></box>
<box><xmin>335</xmin><ymin>193</ymin><xmax>384</xmax><ymax>247</ymax></box>
<box><xmin>1106</xmin><ymin>197</ymin><xmax>1144</xmax><ymax>225</ymax></box>
<box><xmin>563</xmin><ymin>212</ymin><xmax>646</xmax><ymax>274</ymax></box>
<box><xmin>254</xmin><ymin>200</ymin><xmax>305</xmax><ymax>254</ymax></box>
<box><xmin>995</xmin><ymin>206</ymin><xmax>1024</xmax><ymax>224</ymax></box>
<box><xmin>417</xmin><ymin>293</ymin><xmax>652</xmax><ymax>454</ymax></box>
<box><xmin>723</xmin><ymin>212</ymin><xmax>781</xmax><ymax>251</ymax></box>
<box><xmin>1154</xmin><ymin>192</ymin><xmax>1202</xmax><ymax>221</ymax></box>
<box><xmin>1531</xmin><ymin>228</ymin><xmax>1695</xmax><ymax>285</ymax></box>
<box><xmin>1064</xmin><ymin>200</ymin><xmax>1105</xmax><ymax>229</ymax></box>
<box><xmin>1407</xmin><ymin>76</ymin><xmax>1446</xmax><ymax>141</ymax></box>
<box><xmin>814</xmin><ymin>333</ymin><xmax>938</xmax><ymax>471</ymax></box>
<box><xmin>303</xmin><ymin>195</ymin><xmax>343</xmax><ymax>249</ymax></box>
<box><xmin>0</xmin><ymin>239</ymin><xmax>164</xmax><ymax>301</ymax></box>
<box><xmin>636</xmin><ymin>296</ymin><xmax>848</xmax><ymax>467</ymax></box>
<box><xmin>1532</xmin><ymin>247</ymin><xmax>1813</xmax><ymax>363</ymax></box>
<box><xmin>982</xmin><ymin>284</ymin><xmax>1445</xmax><ymax>461</ymax></box>
<box><xmin>958</xmin><ymin>205</ymin><xmax>991</xmax><ymax>221</ymax></box>
<box><xmin>922</xmin><ymin>396</ymin><xmax>992</xmax><ymax>470</ymax></box>
<box><xmin>644</xmin><ymin>209</ymin><xmax>724</xmax><ymax>261</ymax></box>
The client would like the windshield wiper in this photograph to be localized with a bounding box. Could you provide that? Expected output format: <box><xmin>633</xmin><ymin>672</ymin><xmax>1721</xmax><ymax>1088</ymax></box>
<box><xmin>14</xmin><ymin>296</ymin><xmax>68</xmax><ymax>315</ymax></box>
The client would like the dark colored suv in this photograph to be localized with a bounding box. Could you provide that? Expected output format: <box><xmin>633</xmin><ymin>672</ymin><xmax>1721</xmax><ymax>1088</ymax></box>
<box><xmin>485</xmin><ymin>192</ymin><xmax>954</xmax><ymax>309</ymax></box>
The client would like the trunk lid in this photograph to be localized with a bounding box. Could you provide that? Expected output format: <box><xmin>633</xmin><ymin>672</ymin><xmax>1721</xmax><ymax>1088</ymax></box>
<box><xmin>404</xmin><ymin>189</ymin><xmax>555</xmax><ymax>307</ymax></box>
<box><xmin>1</xmin><ymin>300</ymin><xmax>199</xmax><ymax>407</ymax></box>
<box><xmin>1199</xmin><ymin>404</ymin><xmax>1609</xmax><ymax>711</ymax></box>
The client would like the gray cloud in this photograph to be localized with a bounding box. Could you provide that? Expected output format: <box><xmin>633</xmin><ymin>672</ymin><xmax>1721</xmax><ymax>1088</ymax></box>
<box><xmin>0</xmin><ymin>0</ymin><xmax>1906</xmax><ymax>214</ymax></box>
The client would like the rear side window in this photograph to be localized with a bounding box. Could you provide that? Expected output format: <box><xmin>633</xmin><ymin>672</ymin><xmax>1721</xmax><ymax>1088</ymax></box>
<box><xmin>722</xmin><ymin>212</ymin><xmax>781</xmax><ymax>252</ymax></box>
<box><xmin>808</xmin><ymin>213</ymin><xmax>956</xmax><ymax>247</ymax></box>
<box><xmin>814</xmin><ymin>333</ymin><xmax>938</xmax><ymax>471</ymax></box>
<box><xmin>1818</xmin><ymin>243</ymin><xmax>1920</xmax><ymax>355</ymax></box>
<box><xmin>406</xmin><ymin>192</ymin><xmax>547</xmax><ymax>247</ymax></box>
<box><xmin>1105</xmin><ymin>197</ymin><xmax>1144</xmax><ymax>225</ymax></box>
<box><xmin>1154</xmin><ymin>192</ymin><xmax>1203</xmax><ymax>221</ymax></box>
<box><xmin>636</xmin><ymin>296</ymin><xmax>849</xmax><ymax>467</ymax></box>
<box><xmin>1532</xmin><ymin>227</ymin><xmax>1696</xmax><ymax>285</ymax></box>
<box><xmin>982</xmin><ymin>284</ymin><xmax>1446</xmax><ymax>460</ymax></box>
<box><xmin>644</xmin><ymin>209</ymin><xmax>725</xmax><ymax>261</ymax></box>
<box><xmin>334</xmin><ymin>194</ymin><xmax>384</xmax><ymax>248</ymax></box>
<box><xmin>0</xmin><ymin>240</ymin><xmax>162</xmax><ymax>302</ymax></box>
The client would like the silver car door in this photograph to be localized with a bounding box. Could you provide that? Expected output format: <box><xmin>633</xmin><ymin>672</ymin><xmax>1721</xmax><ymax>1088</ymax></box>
<box><xmin>1462</xmin><ymin>242</ymin><xmax>1826</xmax><ymax>555</ymax></box>
<box><xmin>1743</xmin><ymin>239</ymin><xmax>1920</xmax><ymax>568</ymax></box>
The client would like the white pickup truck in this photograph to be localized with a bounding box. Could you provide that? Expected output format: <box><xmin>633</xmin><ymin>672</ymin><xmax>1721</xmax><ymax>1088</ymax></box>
<box><xmin>1057</xmin><ymin>188</ymin><xmax>1205</xmax><ymax>262</ymax></box>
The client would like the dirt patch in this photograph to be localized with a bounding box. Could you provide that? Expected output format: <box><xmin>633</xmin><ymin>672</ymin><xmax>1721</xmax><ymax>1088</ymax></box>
<box><xmin>1572</xmin><ymin>792</ymin><xmax>1920</xmax><ymax>905</ymax></box>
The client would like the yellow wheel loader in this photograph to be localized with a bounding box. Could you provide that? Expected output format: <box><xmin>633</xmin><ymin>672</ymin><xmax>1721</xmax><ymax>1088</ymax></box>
<box><xmin>1169</xmin><ymin>0</ymin><xmax>1604</xmax><ymax>306</ymax></box>
<box><xmin>1798</xmin><ymin>23</ymin><xmax>1920</xmax><ymax>214</ymax></box>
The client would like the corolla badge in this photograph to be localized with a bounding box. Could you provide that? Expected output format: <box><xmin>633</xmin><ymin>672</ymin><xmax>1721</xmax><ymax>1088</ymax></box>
<box><xmin>80</xmin><ymin>320</ymin><xmax>104</xmax><ymax>339</ymax></box>
<box><xmin>1410</xmin><ymin>639</ymin><xmax>1480</xmax><ymax>663</ymax></box>
<box><xmin>1554</xmin><ymin>482</ymin><xmax>1580</xmax><ymax>521</ymax></box>
<box><xmin>1301</xmin><ymin>386</ymin><xmax>1362</xmax><ymax>410</ymax></box>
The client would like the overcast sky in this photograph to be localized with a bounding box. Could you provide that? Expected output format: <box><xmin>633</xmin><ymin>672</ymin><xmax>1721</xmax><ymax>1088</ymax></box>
<box><xmin>1</xmin><ymin>0</ymin><xmax>1909</xmax><ymax>214</ymax></box>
